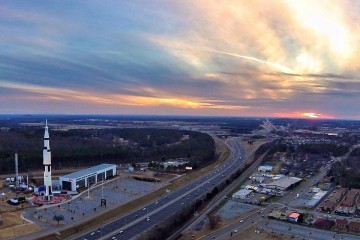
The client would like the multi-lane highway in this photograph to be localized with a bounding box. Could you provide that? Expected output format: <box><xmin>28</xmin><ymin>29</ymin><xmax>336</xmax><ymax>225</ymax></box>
<box><xmin>75</xmin><ymin>137</ymin><xmax>247</xmax><ymax>240</ymax></box>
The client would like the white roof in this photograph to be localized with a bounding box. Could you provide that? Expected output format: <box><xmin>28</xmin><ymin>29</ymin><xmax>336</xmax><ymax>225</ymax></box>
<box><xmin>266</xmin><ymin>176</ymin><xmax>302</xmax><ymax>189</ymax></box>
<box><xmin>233</xmin><ymin>189</ymin><xmax>253</xmax><ymax>197</ymax></box>
<box><xmin>61</xmin><ymin>163</ymin><xmax>115</xmax><ymax>179</ymax></box>
<box><xmin>258</xmin><ymin>165</ymin><xmax>273</xmax><ymax>170</ymax></box>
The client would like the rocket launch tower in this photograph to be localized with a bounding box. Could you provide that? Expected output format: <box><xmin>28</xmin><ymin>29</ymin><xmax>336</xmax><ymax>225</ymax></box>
<box><xmin>43</xmin><ymin>119</ymin><xmax>53</xmax><ymax>201</ymax></box>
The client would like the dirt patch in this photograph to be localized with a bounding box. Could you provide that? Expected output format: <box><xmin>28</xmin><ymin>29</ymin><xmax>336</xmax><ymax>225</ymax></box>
<box><xmin>241</xmin><ymin>139</ymin><xmax>268</xmax><ymax>155</ymax></box>
<box><xmin>0</xmin><ymin>211</ymin><xmax>43</xmax><ymax>240</ymax></box>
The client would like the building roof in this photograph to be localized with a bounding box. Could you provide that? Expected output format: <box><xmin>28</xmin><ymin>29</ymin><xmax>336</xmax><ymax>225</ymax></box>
<box><xmin>265</xmin><ymin>176</ymin><xmax>302</xmax><ymax>190</ymax></box>
<box><xmin>61</xmin><ymin>164</ymin><xmax>116</xmax><ymax>179</ymax></box>
<box><xmin>341</xmin><ymin>189</ymin><xmax>360</xmax><ymax>207</ymax></box>
<box><xmin>288</xmin><ymin>212</ymin><xmax>301</xmax><ymax>218</ymax></box>
<box><xmin>258</xmin><ymin>165</ymin><xmax>273</xmax><ymax>171</ymax></box>
<box><xmin>335</xmin><ymin>218</ymin><xmax>348</xmax><ymax>225</ymax></box>
<box><xmin>349</xmin><ymin>222</ymin><xmax>360</xmax><ymax>232</ymax></box>
<box><xmin>314</xmin><ymin>218</ymin><xmax>334</xmax><ymax>229</ymax></box>
<box><xmin>233</xmin><ymin>189</ymin><xmax>252</xmax><ymax>197</ymax></box>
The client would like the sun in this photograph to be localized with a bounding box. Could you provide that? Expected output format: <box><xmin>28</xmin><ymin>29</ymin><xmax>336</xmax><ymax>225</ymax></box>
<box><xmin>303</xmin><ymin>112</ymin><xmax>321</xmax><ymax>118</ymax></box>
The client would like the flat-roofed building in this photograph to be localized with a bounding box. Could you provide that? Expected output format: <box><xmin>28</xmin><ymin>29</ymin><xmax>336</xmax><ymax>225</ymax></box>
<box><xmin>260</xmin><ymin>176</ymin><xmax>302</xmax><ymax>191</ymax></box>
<box><xmin>232</xmin><ymin>189</ymin><xmax>253</xmax><ymax>199</ymax></box>
<box><xmin>288</xmin><ymin>212</ymin><xmax>301</xmax><ymax>222</ymax></box>
<box><xmin>59</xmin><ymin>164</ymin><xmax>116</xmax><ymax>192</ymax></box>
<box><xmin>258</xmin><ymin>165</ymin><xmax>273</xmax><ymax>172</ymax></box>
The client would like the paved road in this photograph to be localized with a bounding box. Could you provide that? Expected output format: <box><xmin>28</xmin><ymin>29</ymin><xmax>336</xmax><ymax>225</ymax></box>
<box><xmin>75</xmin><ymin>137</ymin><xmax>247</xmax><ymax>240</ymax></box>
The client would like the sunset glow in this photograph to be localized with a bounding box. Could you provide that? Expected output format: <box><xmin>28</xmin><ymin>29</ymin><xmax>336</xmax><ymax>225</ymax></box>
<box><xmin>303</xmin><ymin>113</ymin><xmax>321</xmax><ymax>119</ymax></box>
<box><xmin>0</xmin><ymin>1</ymin><xmax>359</xmax><ymax>119</ymax></box>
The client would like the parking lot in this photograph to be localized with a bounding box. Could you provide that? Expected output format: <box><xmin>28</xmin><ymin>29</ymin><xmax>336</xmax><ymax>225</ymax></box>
<box><xmin>22</xmin><ymin>174</ymin><xmax>167</xmax><ymax>230</ymax></box>
<box><xmin>216</xmin><ymin>200</ymin><xmax>260</xmax><ymax>220</ymax></box>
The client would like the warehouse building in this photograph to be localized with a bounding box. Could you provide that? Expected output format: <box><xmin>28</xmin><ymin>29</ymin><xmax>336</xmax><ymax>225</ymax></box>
<box><xmin>260</xmin><ymin>176</ymin><xmax>302</xmax><ymax>191</ymax></box>
<box><xmin>233</xmin><ymin>189</ymin><xmax>253</xmax><ymax>199</ymax></box>
<box><xmin>59</xmin><ymin>164</ymin><xmax>116</xmax><ymax>192</ymax></box>
<box><xmin>258</xmin><ymin>165</ymin><xmax>273</xmax><ymax>172</ymax></box>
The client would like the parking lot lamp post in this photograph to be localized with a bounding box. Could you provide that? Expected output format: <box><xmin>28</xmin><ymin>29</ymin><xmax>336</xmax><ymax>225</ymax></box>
<box><xmin>101</xmin><ymin>181</ymin><xmax>104</xmax><ymax>199</ymax></box>
<box><xmin>87</xmin><ymin>178</ymin><xmax>90</xmax><ymax>198</ymax></box>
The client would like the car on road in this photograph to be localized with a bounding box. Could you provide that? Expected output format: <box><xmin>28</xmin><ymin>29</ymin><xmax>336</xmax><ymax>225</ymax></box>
<box><xmin>147</xmin><ymin>217</ymin><xmax>150</xmax><ymax>221</ymax></box>
<box><xmin>143</xmin><ymin>207</ymin><xmax>146</xmax><ymax>211</ymax></box>
<box><xmin>234</xmin><ymin>229</ymin><xmax>238</xmax><ymax>233</ymax></box>
<box><xmin>239</xmin><ymin>219</ymin><xmax>243</xmax><ymax>223</ymax></box>
<box><xmin>119</xmin><ymin>230</ymin><xmax>123</xmax><ymax>233</ymax></box>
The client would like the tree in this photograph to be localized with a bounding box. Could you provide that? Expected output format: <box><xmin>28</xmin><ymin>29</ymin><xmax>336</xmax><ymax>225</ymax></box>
<box><xmin>53</xmin><ymin>214</ymin><xmax>64</xmax><ymax>225</ymax></box>
<box><xmin>208</xmin><ymin>214</ymin><xmax>221</xmax><ymax>229</ymax></box>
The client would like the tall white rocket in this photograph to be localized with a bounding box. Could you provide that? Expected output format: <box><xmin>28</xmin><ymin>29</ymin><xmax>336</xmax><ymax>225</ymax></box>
<box><xmin>43</xmin><ymin>119</ymin><xmax>53</xmax><ymax>201</ymax></box>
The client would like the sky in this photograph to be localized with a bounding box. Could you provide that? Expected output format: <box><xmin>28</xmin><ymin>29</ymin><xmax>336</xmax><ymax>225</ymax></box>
<box><xmin>0</xmin><ymin>1</ymin><xmax>360</xmax><ymax>119</ymax></box>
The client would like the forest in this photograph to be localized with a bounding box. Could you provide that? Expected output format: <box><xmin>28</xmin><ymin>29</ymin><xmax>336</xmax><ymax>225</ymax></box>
<box><xmin>328</xmin><ymin>147</ymin><xmax>360</xmax><ymax>188</ymax></box>
<box><xmin>0</xmin><ymin>127</ymin><xmax>215</xmax><ymax>174</ymax></box>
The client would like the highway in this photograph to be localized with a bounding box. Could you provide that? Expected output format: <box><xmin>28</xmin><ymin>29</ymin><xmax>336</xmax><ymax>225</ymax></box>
<box><xmin>75</xmin><ymin>137</ymin><xmax>247</xmax><ymax>240</ymax></box>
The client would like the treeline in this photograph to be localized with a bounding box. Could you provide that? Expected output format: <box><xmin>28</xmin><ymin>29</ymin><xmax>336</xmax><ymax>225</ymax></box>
<box><xmin>0</xmin><ymin>128</ymin><xmax>215</xmax><ymax>174</ymax></box>
<box><xmin>298</xmin><ymin>143</ymin><xmax>349</xmax><ymax>157</ymax></box>
<box><xmin>328</xmin><ymin>147</ymin><xmax>360</xmax><ymax>188</ymax></box>
<box><xmin>328</xmin><ymin>161</ymin><xmax>360</xmax><ymax>188</ymax></box>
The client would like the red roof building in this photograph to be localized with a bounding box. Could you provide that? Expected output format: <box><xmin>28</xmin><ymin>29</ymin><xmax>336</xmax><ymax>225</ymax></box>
<box><xmin>335</xmin><ymin>218</ymin><xmax>348</xmax><ymax>230</ymax></box>
<box><xmin>348</xmin><ymin>222</ymin><xmax>360</xmax><ymax>233</ymax></box>
<box><xmin>287</xmin><ymin>212</ymin><xmax>301</xmax><ymax>222</ymax></box>
<box><xmin>314</xmin><ymin>218</ymin><xmax>334</xmax><ymax>230</ymax></box>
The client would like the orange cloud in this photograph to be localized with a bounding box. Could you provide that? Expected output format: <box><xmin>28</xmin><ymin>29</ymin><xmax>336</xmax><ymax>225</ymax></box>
<box><xmin>272</xmin><ymin>111</ymin><xmax>334</xmax><ymax>119</ymax></box>
<box><xmin>0</xmin><ymin>81</ymin><xmax>248</xmax><ymax>111</ymax></box>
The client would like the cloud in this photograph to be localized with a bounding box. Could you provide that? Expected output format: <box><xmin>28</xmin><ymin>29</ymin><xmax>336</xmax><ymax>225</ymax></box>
<box><xmin>0</xmin><ymin>1</ymin><xmax>360</xmax><ymax>118</ymax></box>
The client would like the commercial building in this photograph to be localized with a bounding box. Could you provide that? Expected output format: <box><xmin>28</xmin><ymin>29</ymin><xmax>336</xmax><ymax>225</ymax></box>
<box><xmin>232</xmin><ymin>189</ymin><xmax>253</xmax><ymax>199</ymax></box>
<box><xmin>321</xmin><ymin>188</ymin><xmax>347</xmax><ymax>212</ymax></box>
<box><xmin>258</xmin><ymin>165</ymin><xmax>273</xmax><ymax>172</ymax></box>
<box><xmin>59</xmin><ymin>164</ymin><xmax>116</xmax><ymax>192</ymax></box>
<box><xmin>260</xmin><ymin>176</ymin><xmax>302</xmax><ymax>191</ymax></box>
<box><xmin>335</xmin><ymin>219</ymin><xmax>348</xmax><ymax>230</ymax></box>
<box><xmin>287</xmin><ymin>212</ymin><xmax>301</xmax><ymax>222</ymax></box>
<box><xmin>336</xmin><ymin>189</ymin><xmax>360</xmax><ymax>214</ymax></box>
<box><xmin>306</xmin><ymin>190</ymin><xmax>328</xmax><ymax>208</ymax></box>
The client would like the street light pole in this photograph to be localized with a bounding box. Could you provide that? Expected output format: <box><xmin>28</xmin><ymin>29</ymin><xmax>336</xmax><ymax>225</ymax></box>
<box><xmin>87</xmin><ymin>177</ymin><xmax>90</xmax><ymax>199</ymax></box>
<box><xmin>101</xmin><ymin>182</ymin><xmax>104</xmax><ymax>199</ymax></box>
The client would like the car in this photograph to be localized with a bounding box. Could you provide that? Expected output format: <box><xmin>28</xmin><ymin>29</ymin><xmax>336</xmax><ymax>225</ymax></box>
<box><xmin>181</xmin><ymin>202</ymin><xmax>184</xmax><ymax>205</ymax></box>
<box><xmin>119</xmin><ymin>230</ymin><xmax>123</xmax><ymax>233</ymax></box>
<box><xmin>239</xmin><ymin>219</ymin><xmax>243</xmax><ymax>223</ymax></box>
<box><xmin>147</xmin><ymin>217</ymin><xmax>150</xmax><ymax>221</ymax></box>
<box><xmin>143</xmin><ymin>207</ymin><xmax>146</xmax><ymax>211</ymax></box>
<box><xmin>234</xmin><ymin>229</ymin><xmax>238</xmax><ymax>233</ymax></box>
<box><xmin>212</xmin><ymin>237</ymin><xmax>215</xmax><ymax>239</ymax></box>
